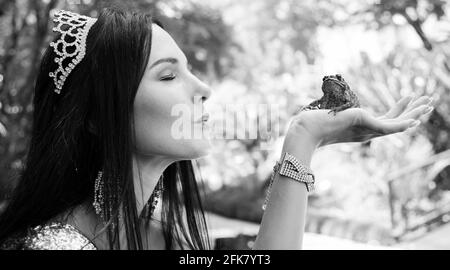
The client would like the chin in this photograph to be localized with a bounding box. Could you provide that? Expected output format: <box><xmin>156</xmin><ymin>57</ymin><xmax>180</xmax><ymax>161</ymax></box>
<box><xmin>184</xmin><ymin>139</ymin><xmax>212</xmax><ymax>159</ymax></box>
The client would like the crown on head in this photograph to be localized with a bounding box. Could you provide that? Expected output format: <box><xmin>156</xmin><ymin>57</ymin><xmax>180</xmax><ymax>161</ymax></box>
<box><xmin>48</xmin><ymin>10</ymin><xmax>97</xmax><ymax>94</ymax></box>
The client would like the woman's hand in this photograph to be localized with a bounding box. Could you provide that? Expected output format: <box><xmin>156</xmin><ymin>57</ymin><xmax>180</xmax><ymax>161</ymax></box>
<box><xmin>283</xmin><ymin>95</ymin><xmax>434</xmax><ymax>150</ymax></box>
<box><xmin>257</xmin><ymin>94</ymin><xmax>434</xmax><ymax>250</ymax></box>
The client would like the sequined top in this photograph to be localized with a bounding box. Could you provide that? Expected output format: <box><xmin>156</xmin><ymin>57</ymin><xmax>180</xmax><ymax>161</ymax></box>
<box><xmin>1</xmin><ymin>222</ymin><xmax>97</xmax><ymax>250</ymax></box>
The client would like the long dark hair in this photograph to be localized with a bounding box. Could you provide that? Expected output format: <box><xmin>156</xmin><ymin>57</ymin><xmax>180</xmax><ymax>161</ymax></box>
<box><xmin>0</xmin><ymin>7</ymin><xmax>210</xmax><ymax>250</ymax></box>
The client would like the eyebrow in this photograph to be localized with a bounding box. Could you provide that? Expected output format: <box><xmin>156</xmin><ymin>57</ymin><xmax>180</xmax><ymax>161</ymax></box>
<box><xmin>149</xmin><ymin>57</ymin><xmax>179</xmax><ymax>70</ymax></box>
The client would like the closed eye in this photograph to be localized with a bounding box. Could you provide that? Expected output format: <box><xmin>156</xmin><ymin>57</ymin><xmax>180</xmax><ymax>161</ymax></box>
<box><xmin>160</xmin><ymin>74</ymin><xmax>176</xmax><ymax>81</ymax></box>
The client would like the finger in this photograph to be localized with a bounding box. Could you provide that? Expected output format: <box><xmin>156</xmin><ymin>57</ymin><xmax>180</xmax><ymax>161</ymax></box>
<box><xmin>400</xmin><ymin>104</ymin><xmax>434</xmax><ymax>120</ymax></box>
<box><xmin>404</xmin><ymin>95</ymin><xmax>433</xmax><ymax>114</ymax></box>
<box><xmin>359</xmin><ymin>111</ymin><xmax>418</xmax><ymax>135</ymax></box>
<box><xmin>381</xmin><ymin>95</ymin><xmax>415</xmax><ymax>119</ymax></box>
<box><xmin>375</xmin><ymin>118</ymin><xmax>419</xmax><ymax>135</ymax></box>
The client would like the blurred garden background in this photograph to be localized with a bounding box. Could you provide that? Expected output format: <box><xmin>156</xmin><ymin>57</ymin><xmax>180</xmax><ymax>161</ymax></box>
<box><xmin>0</xmin><ymin>0</ymin><xmax>450</xmax><ymax>249</ymax></box>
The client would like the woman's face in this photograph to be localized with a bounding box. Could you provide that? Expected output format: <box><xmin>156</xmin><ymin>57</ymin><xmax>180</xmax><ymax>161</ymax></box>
<box><xmin>133</xmin><ymin>24</ymin><xmax>212</xmax><ymax>160</ymax></box>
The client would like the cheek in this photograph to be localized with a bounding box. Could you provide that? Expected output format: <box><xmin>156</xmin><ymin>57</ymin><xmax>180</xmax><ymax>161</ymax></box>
<box><xmin>133</xmin><ymin>80</ymin><xmax>211</xmax><ymax>159</ymax></box>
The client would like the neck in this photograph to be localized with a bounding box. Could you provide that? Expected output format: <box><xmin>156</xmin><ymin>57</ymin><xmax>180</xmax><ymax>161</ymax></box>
<box><xmin>132</xmin><ymin>152</ymin><xmax>174</xmax><ymax>217</ymax></box>
<box><xmin>65</xmin><ymin>153</ymin><xmax>174</xmax><ymax>249</ymax></box>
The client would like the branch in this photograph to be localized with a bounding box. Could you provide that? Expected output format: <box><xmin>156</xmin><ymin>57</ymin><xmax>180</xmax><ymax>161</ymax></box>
<box><xmin>401</xmin><ymin>10</ymin><xmax>433</xmax><ymax>51</ymax></box>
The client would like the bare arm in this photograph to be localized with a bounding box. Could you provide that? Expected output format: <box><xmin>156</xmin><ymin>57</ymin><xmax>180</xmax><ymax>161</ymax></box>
<box><xmin>253</xmin><ymin>94</ymin><xmax>432</xmax><ymax>250</ymax></box>
<box><xmin>253</xmin><ymin>127</ymin><xmax>318</xmax><ymax>250</ymax></box>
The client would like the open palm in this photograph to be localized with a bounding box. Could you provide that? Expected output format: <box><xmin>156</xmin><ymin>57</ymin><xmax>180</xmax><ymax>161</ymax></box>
<box><xmin>293</xmin><ymin>95</ymin><xmax>434</xmax><ymax>147</ymax></box>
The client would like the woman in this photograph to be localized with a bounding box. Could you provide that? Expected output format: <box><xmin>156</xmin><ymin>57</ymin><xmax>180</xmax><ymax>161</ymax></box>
<box><xmin>0</xmin><ymin>7</ymin><xmax>434</xmax><ymax>250</ymax></box>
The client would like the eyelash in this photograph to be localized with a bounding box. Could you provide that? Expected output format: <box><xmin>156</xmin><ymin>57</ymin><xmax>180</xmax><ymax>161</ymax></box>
<box><xmin>159</xmin><ymin>64</ymin><xmax>192</xmax><ymax>81</ymax></box>
<box><xmin>160</xmin><ymin>74</ymin><xmax>176</xmax><ymax>81</ymax></box>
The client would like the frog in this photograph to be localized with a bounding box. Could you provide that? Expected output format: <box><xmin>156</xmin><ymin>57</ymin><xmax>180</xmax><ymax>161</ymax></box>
<box><xmin>300</xmin><ymin>74</ymin><xmax>360</xmax><ymax>116</ymax></box>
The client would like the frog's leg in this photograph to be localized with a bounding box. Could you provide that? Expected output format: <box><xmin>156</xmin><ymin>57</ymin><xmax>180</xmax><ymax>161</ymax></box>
<box><xmin>301</xmin><ymin>99</ymin><xmax>322</xmax><ymax>111</ymax></box>
<box><xmin>328</xmin><ymin>101</ymin><xmax>356</xmax><ymax>116</ymax></box>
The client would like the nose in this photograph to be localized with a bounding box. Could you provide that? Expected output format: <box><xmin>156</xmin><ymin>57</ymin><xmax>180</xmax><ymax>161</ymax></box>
<box><xmin>192</xmin><ymin>76</ymin><xmax>212</xmax><ymax>102</ymax></box>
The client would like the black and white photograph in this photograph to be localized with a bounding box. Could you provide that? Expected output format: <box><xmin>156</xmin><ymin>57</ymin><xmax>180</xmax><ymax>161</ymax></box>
<box><xmin>0</xmin><ymin>0</ymin><xmax>449</xmax><ymax>254</ymax></box>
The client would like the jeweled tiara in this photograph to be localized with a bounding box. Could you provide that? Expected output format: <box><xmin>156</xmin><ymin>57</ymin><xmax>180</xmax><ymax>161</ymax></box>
<box><xmin>48</xmin><ymin>10</ymin><xmax>97</xmax><ymax>94</ymax></box>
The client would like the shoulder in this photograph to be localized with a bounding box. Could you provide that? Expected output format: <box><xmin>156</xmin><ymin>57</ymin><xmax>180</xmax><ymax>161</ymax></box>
<box><xmin>27</xmin><ymin>222</ymin><xmax>97</xmax><ymax>250</ymax></box>
<box><xmin>1</xmin><ymin>222</ymin><xmax>97</xmax><ymax>250</ymax></box>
